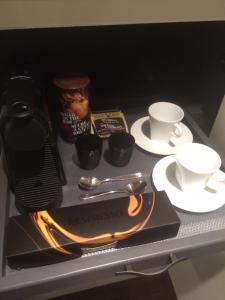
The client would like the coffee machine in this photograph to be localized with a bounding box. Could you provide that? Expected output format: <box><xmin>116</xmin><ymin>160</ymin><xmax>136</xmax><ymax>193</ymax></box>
<box><xmin>0</xmin><ymin>71</ymin><xmax>65</xmax><ymax>212</ymax></box>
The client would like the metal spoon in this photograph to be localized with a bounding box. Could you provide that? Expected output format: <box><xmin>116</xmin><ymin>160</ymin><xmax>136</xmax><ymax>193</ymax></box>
<box><xmin>80</xmin><ymin>180</ymin><xmax>146</xmax><ymax>200</ymax></box>
<box><xmin>79</xmin><ymin>172</ymin><xmax>143</xmax><ymax>190</ymax></box>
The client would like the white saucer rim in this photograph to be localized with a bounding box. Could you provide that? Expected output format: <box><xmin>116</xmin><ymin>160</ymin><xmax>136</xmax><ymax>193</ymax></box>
<box><xmin>152</xmin><ymin>155</ymin><xmax>225</xmax><ymax>213</ymax></box>
<box><xmin>131</xmin><ymin>116</ymin><xmax>193</xmax><ymax>155</ymax></box>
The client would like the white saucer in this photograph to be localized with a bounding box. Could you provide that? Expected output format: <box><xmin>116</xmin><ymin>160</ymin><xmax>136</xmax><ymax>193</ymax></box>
<box><xmin>131</xmin><ymin>116</ymin><xmax>193</xmax><ymax>155</ymax></box>
<box><xmin>152</xmin><ymin>155</ymin><xmax>225</xmax><ymax>213</ymax></box>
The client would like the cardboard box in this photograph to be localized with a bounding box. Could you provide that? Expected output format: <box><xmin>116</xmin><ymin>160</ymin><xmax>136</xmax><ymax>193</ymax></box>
<box><xmin>6</xmin><ymin>191</ymin><xmax>180</xmax><ymax>269</ymax></box>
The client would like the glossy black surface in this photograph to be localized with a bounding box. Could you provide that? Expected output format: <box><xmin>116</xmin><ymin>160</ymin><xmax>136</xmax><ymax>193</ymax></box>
<box><xmin>6</xmin><ymin>191</ymin><xmax>180</xmax><ymax>269</ymax></box>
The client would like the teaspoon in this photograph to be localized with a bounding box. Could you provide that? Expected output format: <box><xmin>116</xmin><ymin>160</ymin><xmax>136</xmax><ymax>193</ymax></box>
<box><xmin>79</xmin><ymin>172</ymin><xmax>143</xmax><ymax>190</ymax></box>
<box><xmin>80</xmin><ymin>180</ymin><xmax>146</xmax><ymax>200</ymax></box>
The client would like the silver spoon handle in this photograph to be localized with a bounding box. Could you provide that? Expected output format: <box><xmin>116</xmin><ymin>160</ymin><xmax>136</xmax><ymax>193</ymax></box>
<box><xmin>80</xmin><ymin>189</ymin><xmax>127</xmax><ymax>200</ymax></box>
<box><xmin>102</xmin><ymin>172</ymin><xmax>142</xmax><ymax>184</ymax></box>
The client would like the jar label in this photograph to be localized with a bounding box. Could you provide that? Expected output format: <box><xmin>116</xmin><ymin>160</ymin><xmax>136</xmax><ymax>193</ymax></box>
<box><xmin>59</xmin><ymin>88</ymin><xmax>91</xmax><ymax>141</ymax></box>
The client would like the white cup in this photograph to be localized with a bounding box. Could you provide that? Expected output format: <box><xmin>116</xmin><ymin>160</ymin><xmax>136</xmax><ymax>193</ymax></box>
<box><xmin>148</xmin><ymin>102</ymin><xmax>184</xmax><ymax>144</ymax></box>
<box><xmin>175</xmin><ymin>143</ymin><xmax>225</xmax><ymax>192</ymax></box>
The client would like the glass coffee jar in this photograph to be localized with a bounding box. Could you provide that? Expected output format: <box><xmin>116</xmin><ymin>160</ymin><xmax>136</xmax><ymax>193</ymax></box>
<box><xmin>53</xmin><ymin>74</ymin><xmax>91</xmax><ymax>142</ymax></box>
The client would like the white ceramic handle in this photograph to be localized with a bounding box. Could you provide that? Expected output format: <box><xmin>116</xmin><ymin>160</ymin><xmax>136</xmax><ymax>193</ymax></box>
<box><xmin>173</xmin><ymin>122</ymin><xmax>183</xmax><ymax>137</ymax></box>
<box><xmin>169</xmin><ymin>123</ymin><xmax>183</xmax><ymax>146</ymax></box>
<box><xmin>206</xmin><ymin>170</ymin><xmax>225</xmax><ymax>193</ymax></box>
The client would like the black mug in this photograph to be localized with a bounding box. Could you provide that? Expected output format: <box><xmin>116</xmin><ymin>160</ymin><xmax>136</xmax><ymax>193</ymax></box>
<box><xmin>75</xmin><ymin>134</ymin><xmax>102</xmax><ymax>169</ymax></box>
<box><xmin>108</xmin><ymin>132</ymin><xmax>135</xmax><ymax>167</ymax></box>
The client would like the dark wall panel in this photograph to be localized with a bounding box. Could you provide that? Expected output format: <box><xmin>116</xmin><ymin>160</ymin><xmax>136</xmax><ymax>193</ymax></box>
<box><xmin>0</xmin><ymin>21</ymin><xmax>224</xmax><ymax>133</ymax></box>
